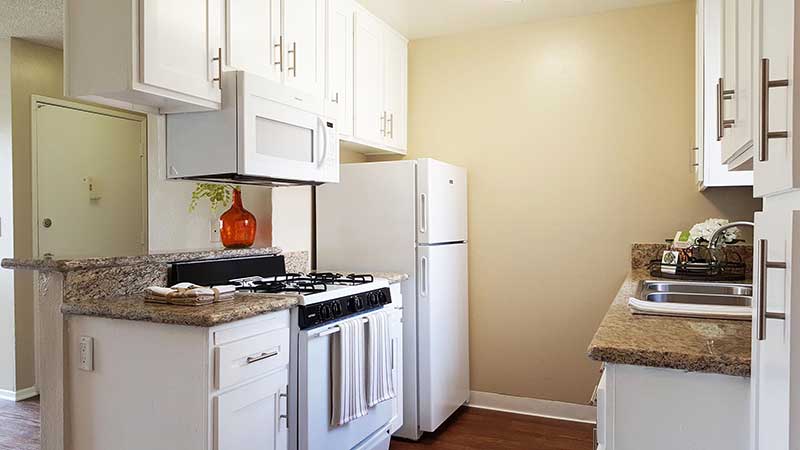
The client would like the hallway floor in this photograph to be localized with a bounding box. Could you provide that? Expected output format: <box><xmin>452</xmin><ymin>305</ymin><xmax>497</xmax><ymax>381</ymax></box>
<box><xmin>0</xmin><ymin>396</ymin><xmax>40</xmax><ymax>450</ymax></box>
<box><xmin>0</xmin><ymin>398</ymin><xmax>594</xmax><ymax>450</ymax></box>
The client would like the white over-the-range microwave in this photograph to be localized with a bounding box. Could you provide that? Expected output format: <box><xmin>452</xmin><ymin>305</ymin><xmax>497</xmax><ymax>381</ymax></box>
<box><xmin>166</xmin><ymin>71</ymin><xmax>339</xmax><ymax>186</ymax></box>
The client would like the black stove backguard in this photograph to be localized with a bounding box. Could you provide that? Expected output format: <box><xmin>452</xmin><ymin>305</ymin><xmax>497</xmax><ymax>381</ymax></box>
<box><xmin>168</xmin><ymin>255</ymin><xmax>286</xmax><ymax>286</ymax></box>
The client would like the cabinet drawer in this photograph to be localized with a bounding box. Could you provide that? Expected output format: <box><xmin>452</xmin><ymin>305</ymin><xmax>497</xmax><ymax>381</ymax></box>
<box><xmin>215</xmin><ymin>327</ymin><xmax>289</xmax><ymax>390</ymax></box>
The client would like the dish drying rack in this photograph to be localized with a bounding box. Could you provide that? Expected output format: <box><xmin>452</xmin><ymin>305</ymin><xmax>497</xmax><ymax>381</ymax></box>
<box><xmin>648</xmin><ymin>244</ymin><xmax>747</xmax><ymax>281</ymax></box>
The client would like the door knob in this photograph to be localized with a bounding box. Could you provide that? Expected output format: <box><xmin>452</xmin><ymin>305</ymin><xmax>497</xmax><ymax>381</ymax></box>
<box><xmin>42</xmin><ymin>218</ymin><xmax>53</xmax><ymax>228</ymax></box>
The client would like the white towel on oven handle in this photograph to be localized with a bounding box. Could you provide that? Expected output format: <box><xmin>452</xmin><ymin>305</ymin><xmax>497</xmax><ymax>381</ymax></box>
<box><xmin>366</xmin><ymin>311</ymin><xmax>396</xmax><ymax>407</ymax></box>
<box><xmin>331</xmin><ymin>317</ymin><xmax>369</xmax><ymax>427</ymax></box>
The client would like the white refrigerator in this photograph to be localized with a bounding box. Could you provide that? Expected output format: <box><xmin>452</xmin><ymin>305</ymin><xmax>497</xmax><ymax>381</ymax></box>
<box><xmin>316</xmin><ymin>158</ymin><xmax>470</xmax><ymax>440</ymax></box>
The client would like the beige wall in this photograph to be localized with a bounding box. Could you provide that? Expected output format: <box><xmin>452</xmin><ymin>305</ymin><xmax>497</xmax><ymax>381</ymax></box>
<box><xmin>395</xmin><ymin>1</ymin><xmax>762</xmax><ymax>404</ymax></box>
<box><xmin>10</xmin><ymin>38</ymin><xmax>64</xmax><ymax>391</ymax></box>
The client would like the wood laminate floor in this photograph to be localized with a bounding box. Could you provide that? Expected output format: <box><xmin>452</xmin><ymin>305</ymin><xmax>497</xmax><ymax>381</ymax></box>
<box><xmin>0</xmin><ymin>398</ymin><xmax>593</xmax><ymax>450</ymax></box>
<box><xmin>390</xmin><ymin>407</ymin><xmax>595</xmax><ymax>450</ymax></box>
<box><xmin>0</xmin><ymin>397</ymin><xmax>40</xmax><ymax>450</ymax></box>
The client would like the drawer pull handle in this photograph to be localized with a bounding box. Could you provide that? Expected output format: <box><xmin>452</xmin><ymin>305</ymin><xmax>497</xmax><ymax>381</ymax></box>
<box><xmin>246</xmin><ymin>351</ymin><xmax>278</xmax><ymax>364</ymax></box>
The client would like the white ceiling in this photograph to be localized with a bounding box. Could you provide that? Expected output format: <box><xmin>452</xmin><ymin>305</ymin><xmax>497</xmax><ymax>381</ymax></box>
<box><xmin>357</xmin><ymin>0</ymin><xmax>680</xmax><ymax>40</ymax></box>
<box><xmin>0</xmin><ymin>0</ymin><xmax>680</xmax><ymax>49</ymax></box>
<box><xmin>0</xmin><ymin>0</ymin><xmax>63</xmax><ymax>48</ymax></box>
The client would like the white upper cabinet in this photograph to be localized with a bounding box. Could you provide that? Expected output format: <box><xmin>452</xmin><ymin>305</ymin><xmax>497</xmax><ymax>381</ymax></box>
<box><xmin>752</xmin><ymin>0</ymin><xmax>797</xmax><ymax>198</ymax></box>
<box><xmin>327</xmin><ymin>0</ymin><xmax>356</xmax><ymax>137</ymax></box>
<box><xmin>720</xmin><ymin>0</ymin><xmax>755</xmax><ymax>169</ymax></box>
<box><xmin>283</xmin><ymin>0</ymin><xmax>327</xmax><ymax>102</ymax></box>
<box><xmin>695</xmin><ymin>0</ymin><xmax>753</xmax><ymax>189</ymax></box>
<box><xmin>65</xmin><ymin>0</ymin><xmax>222</xmax><ymax>113</ymax></box>
<box><xmin>354</xmin><ymin>9</ymin><xmax>387</xmax><ymax>146</ymax></box>
<box><xmin>225</xmin><ymin>0</ymin><xmax>282</xmax><ymax>83</ymax></box>
<box><xmin>329</xmin><ymin>0</ymin><xmax>408</xmax><ymax>155</ymax></box>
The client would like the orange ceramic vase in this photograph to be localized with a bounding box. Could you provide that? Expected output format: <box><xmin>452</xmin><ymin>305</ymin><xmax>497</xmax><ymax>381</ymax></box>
<box><xmin>220</xmin><ymin>189</ymin><xmax>256</xmax><ymax>248</ymax></box>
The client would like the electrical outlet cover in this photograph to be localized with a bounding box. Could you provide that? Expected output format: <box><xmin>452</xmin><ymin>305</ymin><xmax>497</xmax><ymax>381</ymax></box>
<box><xmin>79</xmin><ymin>336</ymin><xmax>94</xmax><ymax>371</ymax></box>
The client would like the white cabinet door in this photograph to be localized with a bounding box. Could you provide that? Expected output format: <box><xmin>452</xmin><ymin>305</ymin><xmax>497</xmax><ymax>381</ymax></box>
<box><xmin>226</xmin><ymin>0</ymin><xmax>282</xmax><ymax>83</ymax></box>
<box><xmin>283</xmin><ymin>0</ymin><xmax>326</xmax><ymax>101</ymax></box>
<box><xmin>354</xmin><ymin>9</ymin><xmax>386</xmax><ymax>145</ymax></box>
<box><xmin>753</xmin><ymin>0</ymin><xmax>797</xmax><ymax>197</ymax></box>
<box><xmin>140</xmin><ymin>0</ymin><xmax>221</xmax><ymax>103</ymax></box>
<box><xmin>751</xmin><ymin>209</ymin><xmax>794</xmax><ymax>450</ymax></box>
<box><xmin>327</xmin><ymin>0</ymin><xmax>355</xmax><ymax>136</ymax></box>
<box><xmin>721</xmin><ymin>0</ymin><xmax>755</xmax><ymax>165</ymax></box>
<box><xmin>216</xmin><ymin>369</ymin><xmax>288</xmax><ymax>450</ymax></box>
<box><xmin>389</xmin><ymin>308</ymin><xmax>404</xmax><ymax>434</ymax></box>
<box><xmin>383</xmin><ymin>29</ymin><xmax>407</xmax><ymax>151</ymax></box>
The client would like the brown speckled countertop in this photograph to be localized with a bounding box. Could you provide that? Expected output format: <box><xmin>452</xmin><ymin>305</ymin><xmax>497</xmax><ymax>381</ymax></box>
<box><xmin>587</xmin><ymin>269</ymin><xmax>752</xmax><ymax>377</ymax></box>
<box><xmin>62</xmin><ymin>293</ymin><xmax>300</xmax><ymax>327</ymax></box>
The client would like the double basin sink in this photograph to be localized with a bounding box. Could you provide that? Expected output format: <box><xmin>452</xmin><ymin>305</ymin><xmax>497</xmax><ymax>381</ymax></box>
<box><xmin>632</xmin><ymin>280</ymin><xmax>753</xmax><ymax>320</ymax></box>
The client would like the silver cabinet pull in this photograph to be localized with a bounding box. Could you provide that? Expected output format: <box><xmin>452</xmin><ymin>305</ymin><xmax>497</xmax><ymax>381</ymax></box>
<box><xmin>759</xmin><ymin>58</ymin><xmax>790</xmax><ymax>162</ymax></box>
<box><xmin>246</xmin><ymin>350</ymin><xmax>278</xmax><ymax>364</ymax></box>
<box><xmin>274</xmin><ymin>36</ymin><xmax>284</xmax><ymax>72</ymax></box>
<box><xmin>387</xmin><ymin>113</ymin><xmax>394</xmax><ymax>138</ymax></box>
<box><xmin>717</xmin><ymin>78</ymin><xmax>735</xmax><ymax>141</ymax></box>
<box><xmin>380</xmin><ymin>111</ymin><xmax>387</xmax><ymax>137</ymax></box>
<box><xmin>332</xmin><ymin>92</ymin><xmax>339</xmax><ymax>104</ymax></box>
<box><xmin>279</xmin><ymin>390</ymin><xmax>288</xmax><ymax>428</ymax></box>
<box><xmin>691</xmin><ymin>146</ymin><xmax>699</xmax><ymax>168</ymax></box>
<box><xmin>212</xmin><ymin>47</ymin><xmax>222</xmax><ymax>89</ymax></box>
<box><xmin>757</xmin><ymin>239</ymin><xmax>788</xmax><ymax>341</ymax></box>
<box><xmin>288</xmin><ymin>42</ymin><xmax>297</xmax><ymax>76</ymax></box>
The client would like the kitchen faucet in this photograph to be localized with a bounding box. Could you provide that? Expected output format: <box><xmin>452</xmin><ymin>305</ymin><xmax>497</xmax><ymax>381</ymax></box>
<box><xmin>708</xmin><ymin>221</ymin><xmax>755</xmax><ymax>249</ymax></box>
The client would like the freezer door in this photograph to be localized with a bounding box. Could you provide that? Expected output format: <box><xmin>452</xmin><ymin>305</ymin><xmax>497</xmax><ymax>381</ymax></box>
<box><xmin>417</xmin><ymin>243</ymin><xmax>469</xmax><ymax>432</ymax></box>
<box><xmin>417</xmin><ymin>159</ymin><xmax>468</xmax><ymax>245</ymax></box>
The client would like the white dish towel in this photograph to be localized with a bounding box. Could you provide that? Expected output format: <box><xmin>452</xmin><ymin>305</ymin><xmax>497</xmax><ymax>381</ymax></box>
<box><xmin>330</xmin><ymin>317</ymin><xmax>369</xmax><ymax>427</ymax></box>
<box><xmin>366</xmin><ymin>311</ymin><xmax>396</xmax><ymax>407</ymax></box>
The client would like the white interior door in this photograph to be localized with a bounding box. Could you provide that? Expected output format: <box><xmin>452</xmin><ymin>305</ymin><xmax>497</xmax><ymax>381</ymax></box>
<box><xmin>35</xmin><ymin>100</ymin><xmax>147</xmax><ymax>259</ymax></box>
<box><xmin>226</xmin><ymin>0</ymin><xmax>281</xmax><ymax>83</ymax></box>
<box><xmin>417</xmin><ymin>159</ymin><xmax>468</xmax><ymax>245</ymax></box>
<box><xmin>751</xmin><ymin>209</ymin><xmax>791</xmax><ymax>450</ymax></box>
<box><xmin>283</xmin><ymin>0</ymin><xmax>326</xmax><ymax>100</ymax></box>
<box><xmin>140</xmin><ymin>0</ymin><xmax>221</xmax><ymax>103</ymax></box>
<box><xmin>417</xmin><ymin>243</ymin><xmax>469</xmax><ymax>432</ymax></box>
<box><xmin>327</xmin><ymin>0</ymin><xmax>354</xmax><ymax>136</ymax></box>
<box><xmin>354</xmin><ymin>9</ymin><xmax>385</xmax><ymax>144</ymax></box>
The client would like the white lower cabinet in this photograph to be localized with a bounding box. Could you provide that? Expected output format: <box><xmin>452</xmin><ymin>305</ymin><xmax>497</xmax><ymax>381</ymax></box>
<box><xmin>596</xmin><ymin>364</ymin><xmax>750</xmax><ymax>450</ymax></box>
<box><xmin>65</xmin><ymin>310</ymin><xmax>291</xmax><ymax>450</ymax></box>
<box><xmin>216</xmin><ymin>370</ymin><xmax>289</xmax><ymax>450</ymax></box>
<box><xmin>388</xmin><ymin>286</ymin><xmax>404</xmax><ymax>434</ymax></box>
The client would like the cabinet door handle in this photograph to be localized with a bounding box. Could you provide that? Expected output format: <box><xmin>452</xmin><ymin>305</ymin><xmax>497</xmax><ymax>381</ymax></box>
<box><xmin>246</xmin><ymin>350</ymin><xmax>278</xmax><ymax>364</ymax></box>
<box><xmin>717</xmin><ymin>78</ymin><xmax>735</xmax><ymax>140</ymax></box>
<box><xmin>288</xmin><ymin>42</ymin><xmax>297</xmax><ymax>76</ymax></box>
<box><xmin>274</xmin><ymin>36</ymin><xmax>284</xmax><ymax>72</ymax></box>
<box><xmin>332</xmin><ymin>92</ymin><xmax>339</xmax><ymax>104</ymax></box>
<box><xmin>691</xmin><ymin>147</ymin><xmax>699</xmax><ymax>168</ymax></box>
<box><xmin>387</xmin><ymin>113</ymin><xmax>394</xmax><ymax>138</ymax></box>
<box><xmin>380</xmin><ymin>111</ymin><xmax>387</xmax><ymax>136</ymax></box>
<box><xmin>212</xmin><ymin>47</ymin><xmax>222</xmax><ymax>89</ymax></box>
<box><xmin>756</xmin><ymin>239</ymin><xmax>788</xmax><ymax>341</ymax></box>
<box><xmin>759</xmin><ymin>58</ymin><xmax>790</xmax><ymax>162</ymax></box>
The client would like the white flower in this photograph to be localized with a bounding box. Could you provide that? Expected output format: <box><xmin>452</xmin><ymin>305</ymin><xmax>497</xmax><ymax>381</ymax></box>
<box><xmin>688</xmin><ymin>218</ymin><xmax>740</xmax><ymax>245</ymax></box>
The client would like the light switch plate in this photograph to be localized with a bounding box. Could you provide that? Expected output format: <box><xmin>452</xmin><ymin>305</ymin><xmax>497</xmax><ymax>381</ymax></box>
<box><xmin>209</xmin><ymin>219</ymin><xmax>221</xmax><ymax>243</ymax></box>
<box><xmin>79</xmin><ymin>336</ymin><xmax>94</xmax><ymax>371</ymax></box>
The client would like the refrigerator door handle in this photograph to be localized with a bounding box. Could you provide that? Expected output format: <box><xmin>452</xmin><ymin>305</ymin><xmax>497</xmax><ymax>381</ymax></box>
<box><xmin>420</xmin><ymin>256</ymin><xmax>428</xmax><ymax>296</ymax></box>
<box><xmin>419</xmin><ymin>193</ymin><xmax>428</xmax><ymax>234</ymax></box>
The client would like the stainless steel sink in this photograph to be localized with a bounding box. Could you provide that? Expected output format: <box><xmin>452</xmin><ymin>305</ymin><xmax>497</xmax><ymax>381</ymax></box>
<box><xmin>641</xmin><ymin>281</ymin><xmax>752</xmax><ymax>297</ymax></box>
<box><xmin>631</xmin><ymin>280</ymin><xmax>753</xmax><ymax>320</ymax></box>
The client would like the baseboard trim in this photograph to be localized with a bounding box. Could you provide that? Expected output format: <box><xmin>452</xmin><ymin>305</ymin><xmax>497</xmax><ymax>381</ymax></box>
<box><xmin>0</xmin><ymin>386</ymin><xmax>38</xmax><ymax>402</ymax></box>
<box><xmin>467</xmin><ymin>390</ymin><xmax>597</xmax><ymax>424</ymax></box>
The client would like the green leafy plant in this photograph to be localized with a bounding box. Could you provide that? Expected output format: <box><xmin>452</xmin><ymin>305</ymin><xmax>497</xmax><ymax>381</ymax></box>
<box><xmin>189</xmin><ymin>183</ymin><xmax>238</xmax><ymax>213</ymax></box>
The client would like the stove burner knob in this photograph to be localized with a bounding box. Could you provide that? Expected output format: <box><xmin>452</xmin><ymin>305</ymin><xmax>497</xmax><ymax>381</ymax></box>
<box><xmin>353</xmin><ymin>296</ymin><xmax>363</xmax><ymax>311</ymax></box>
<box><xmin>320</xmin><ymin>305</ymin><xmax>332</xmax><ymax>320</ymax></box>
<box><xmin>331</xmin><ymin>302</ymin><xmax>342</xmax><ymax>317</ymax></box>
<box><xmin>369</xmin><ymin>293</ymin><xmax>379</xmax><ymax>306</ymax></box>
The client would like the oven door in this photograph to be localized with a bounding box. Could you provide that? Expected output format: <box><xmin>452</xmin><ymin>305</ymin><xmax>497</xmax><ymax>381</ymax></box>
<box><xmin>298</xmin><ymin>313</ymin><xmax>393</xmax><ymax>450</ymax></box>
<box><xmin>237</xmin><ymin>72</ymin><xmax>339</xmax><ymax>184</ymax></box>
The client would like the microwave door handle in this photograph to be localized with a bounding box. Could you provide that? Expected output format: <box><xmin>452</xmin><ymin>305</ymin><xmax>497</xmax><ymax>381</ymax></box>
<box><xmin>317</xmin><ymin>117</ymin><xmax>327</xmax><ymax>168</ymax></box>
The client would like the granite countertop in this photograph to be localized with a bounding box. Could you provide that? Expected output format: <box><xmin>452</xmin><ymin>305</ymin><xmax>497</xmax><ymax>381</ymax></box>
<box><xmin>587</xmin><ymin>269</ymin><xmax>752</xmax><ymax>377</ymax></box>
<box><xmin>62</xmin><ymin>292</ymin><xmax>300</xmax><ymax>327</ymax></box>
<box><xmin>1</xmin><ymin>247</ymin><xmax>283</xmax><ymax>272</ymax></box>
